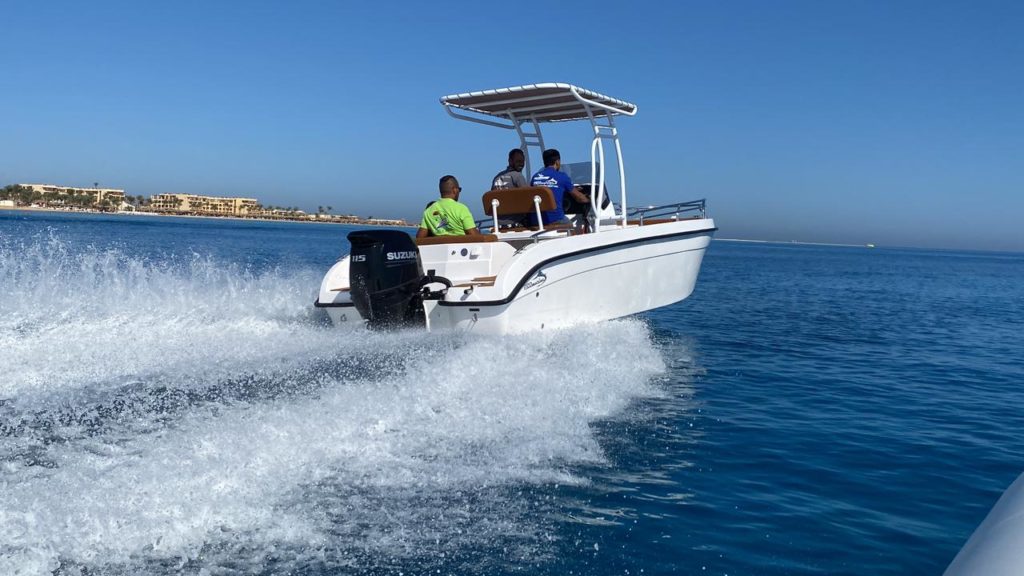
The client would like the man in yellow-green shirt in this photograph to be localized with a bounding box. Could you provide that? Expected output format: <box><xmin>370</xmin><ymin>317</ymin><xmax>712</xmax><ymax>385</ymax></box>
<box><xmin>416</xmin><ymin>175</ymin><xmax>481</xmax><ymax>238</ymax></box>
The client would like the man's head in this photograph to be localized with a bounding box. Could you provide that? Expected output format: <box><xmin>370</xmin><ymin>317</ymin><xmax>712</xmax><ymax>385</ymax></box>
<box><xmin>542</xmin><ymin>148</ymin><xmax>561</xmax><ymax>169</ymax></box>
<box><xmin>439</xmin><ymin>174</ymin><xmax>461</xmax><ymax>199</ymax></box>
<box><xmin>508</xmin><ymin>148</ymin><xmax>526</xmax><ymax>172</ymax></box>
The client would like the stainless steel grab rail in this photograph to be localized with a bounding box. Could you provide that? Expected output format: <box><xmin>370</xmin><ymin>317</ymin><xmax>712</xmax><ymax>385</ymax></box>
<box><xmin>626</xmin><ymin>199</ymin><xmax>706</xmax><ymax>224</ymax></box>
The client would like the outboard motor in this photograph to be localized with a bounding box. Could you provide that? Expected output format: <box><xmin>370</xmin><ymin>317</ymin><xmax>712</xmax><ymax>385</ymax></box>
<box><xmin>347</xmin><ymin>230</ymin><xmax>426</xmax><ymax>329</ymax></box>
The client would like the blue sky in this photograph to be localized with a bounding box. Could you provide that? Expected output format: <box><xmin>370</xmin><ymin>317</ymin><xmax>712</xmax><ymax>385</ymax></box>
<box><xmin>2</xmin><ymin>1</ymin><xmax>1021</xmax><ymax>251</ymax></box>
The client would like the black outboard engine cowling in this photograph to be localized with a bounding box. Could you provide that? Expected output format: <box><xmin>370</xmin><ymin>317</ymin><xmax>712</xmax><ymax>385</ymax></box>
<box><xmin>347</xmin><ymin>230</ymin><xmax>426</xmax><ymax>329</ymax></box>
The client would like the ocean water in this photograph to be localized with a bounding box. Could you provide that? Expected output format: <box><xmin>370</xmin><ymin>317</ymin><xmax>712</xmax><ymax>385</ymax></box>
<box><xmin>1</xmin><ymin>210</ymin><xmax>1022</xmax><ymax>576</ymax></box>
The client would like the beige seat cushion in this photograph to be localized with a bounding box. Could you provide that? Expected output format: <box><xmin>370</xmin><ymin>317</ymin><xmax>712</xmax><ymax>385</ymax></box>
<box><xmin>482</xmin><ymin>186</ymin><xmax>557</xmax><ymax>216</ymax></box>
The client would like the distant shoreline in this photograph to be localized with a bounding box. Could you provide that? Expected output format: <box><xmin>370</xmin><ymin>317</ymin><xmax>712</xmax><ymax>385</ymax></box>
<box><xmin>0</xmin><ymin>205</ymin><xmax>412</xmax><ymax>227</ymax></box>
<box><xmin>715</xmin><ymin>237</ymin><xmax>876</xmax><ymax>249</ymax></box>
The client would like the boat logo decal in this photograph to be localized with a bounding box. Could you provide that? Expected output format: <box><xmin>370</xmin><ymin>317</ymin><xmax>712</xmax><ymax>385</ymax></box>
<box><xmin>524</xmin><ymin>271</ymin><xmax>547</xmax><ymax>290</ymax></box>
<box><xmin>386</xmin><ymin>251</ymin><xmax>418</xmax><ymax>261</ymax></box>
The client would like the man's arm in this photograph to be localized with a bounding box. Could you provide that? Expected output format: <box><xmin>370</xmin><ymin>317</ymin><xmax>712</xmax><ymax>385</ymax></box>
<box><xmin>465</xmin><ymin>226</ymin><xmax>482</xmax><ymax>236</ymax></box>
<box><xmin>416</xmin><ymin>227</ymin><xmax>429</xmax><ymax>238</ymax></box>
<box><xmin>568</xmin><ymin>187</ymin><xmax>590</xmax><ymax>204</ymax></box>
<box><xmin>513</xmin><ymin>171</ymin><xmax>528</xmax><ymax>188</ymax></box>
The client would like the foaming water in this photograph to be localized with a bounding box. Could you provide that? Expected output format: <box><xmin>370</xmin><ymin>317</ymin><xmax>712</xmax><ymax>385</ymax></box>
<box><xmin>0</xmin><ymin>231</ymin><xmax>671</xmax><ymax>574</ymax></box>
<box><xmin>0</xmin><ymin>231</ymin><xmax>331</xmax><ymax>397</ymax></box>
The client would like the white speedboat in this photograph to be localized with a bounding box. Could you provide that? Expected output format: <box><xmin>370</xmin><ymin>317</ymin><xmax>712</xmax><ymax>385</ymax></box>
<box><xmin>315</xmin><ymin>83</ymin><xmax>717</xmax><ymax>334</ymax></box>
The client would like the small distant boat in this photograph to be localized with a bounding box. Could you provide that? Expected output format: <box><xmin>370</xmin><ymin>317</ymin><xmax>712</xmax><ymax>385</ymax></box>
<box><xmin>314</xmin><ymin>83</ymin><xmax>716</xmax><ymax>334</ymax></box>
<box><xmin>866</xmin><ymin>243</ymin><xmax>876</xmax><ymax>248</ymax></box>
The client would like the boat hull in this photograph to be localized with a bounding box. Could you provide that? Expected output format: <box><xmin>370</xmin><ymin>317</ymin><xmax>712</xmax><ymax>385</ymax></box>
<box><xmin>425</xmin><ymin>228</ymin><xmax>711</xmax><ymax>334</ymax></box>
<box><xmin>314</xmin><ymin>256</ymin><xmax>363</xmax><ymax>326</ymax></box>
<box><xmin>315</xmin><ymin>219</ymin><xmax>714</xmax><ymax>334</ymax></box>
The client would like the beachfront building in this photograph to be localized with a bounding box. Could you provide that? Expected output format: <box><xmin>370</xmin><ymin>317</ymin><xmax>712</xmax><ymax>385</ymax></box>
<box><xmin>149</xmin><ymin>193</ymin><xmax>259</xmax><ymax>216</ymax></box>
<box><xmin>364</xmin><ymin>218</ymin><xmax>408</xmax><ymax>226</ymax></box>
<box><xmin>18</xmin><ymin>184</ymin><xmax>126</xmax><ymax>207</ymax></box>
<box><xmin>311</xmin><ymin>213</ymin><xmax>361</xmax><ymax>223</ymax></box>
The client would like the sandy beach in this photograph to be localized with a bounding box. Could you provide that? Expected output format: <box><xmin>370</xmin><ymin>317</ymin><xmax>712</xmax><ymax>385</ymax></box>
<box><xmin>0</xmin><ymin>204</ymin><xmax>410</xmax><ymax>227</ymax></box>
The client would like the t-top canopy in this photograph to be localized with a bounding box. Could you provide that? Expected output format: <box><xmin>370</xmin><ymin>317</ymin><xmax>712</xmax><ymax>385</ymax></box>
<box><xmin>440</xmin><ymin>83</ymin><xmax>637</xmax><ymax>123</ymax></box>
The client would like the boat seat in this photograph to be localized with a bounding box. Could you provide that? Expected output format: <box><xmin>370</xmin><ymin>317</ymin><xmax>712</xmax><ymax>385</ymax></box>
<box><xmin>482</xmin><ymin>186</ymin><xmax>557</xmax><ymax>217</ymax></box>
<box><xmin>415</xmin><ymin>234</ymin><xmax>499</xmax><ymax>246</ymax></box>
<box><xmin>483</xmin><ymin>186</ymin><xmax>568</xmax><ymax>232</ymax></box>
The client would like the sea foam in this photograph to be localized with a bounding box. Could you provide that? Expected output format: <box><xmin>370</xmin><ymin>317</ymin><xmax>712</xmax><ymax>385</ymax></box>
<box><xmin>0</xmin><ymin>232</ymin><xmax>669</xmax><ymax>574</ymax></box>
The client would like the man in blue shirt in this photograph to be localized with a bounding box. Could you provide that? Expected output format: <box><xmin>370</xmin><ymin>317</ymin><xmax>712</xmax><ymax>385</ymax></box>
<box><xmin>530</xmin><ymin>148</ymin><xmax>590</xmax><ymax>225</ymax></box>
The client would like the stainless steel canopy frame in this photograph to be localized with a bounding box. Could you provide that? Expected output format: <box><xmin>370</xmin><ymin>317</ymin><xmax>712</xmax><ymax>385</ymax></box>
<box><xmin>440</xmin><ymin>83</ymin><xmax>638</xmax><ymax>232</ymax></box>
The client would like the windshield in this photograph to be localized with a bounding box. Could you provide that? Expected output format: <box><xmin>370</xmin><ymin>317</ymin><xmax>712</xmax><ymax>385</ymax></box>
<box><xmin>562</xmin><ymin>161</ymin><xmax>599</xmax><ymax>185</ymax></box>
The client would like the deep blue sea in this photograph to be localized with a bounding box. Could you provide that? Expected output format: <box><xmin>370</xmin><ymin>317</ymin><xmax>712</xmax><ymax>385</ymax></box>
<box><xmin>2</xmin><ymin>211</ymin><xmax>1022</xmax><ymax>575</ymax></box>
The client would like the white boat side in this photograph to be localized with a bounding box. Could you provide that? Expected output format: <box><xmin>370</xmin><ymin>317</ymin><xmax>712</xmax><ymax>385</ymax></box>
<box><xmin>944</xmin><ymin>471</ymin><xmax>1024</xmax><ymax>576</ymax></box>
<box><xmin>426</xmin><ymin>219</ymin><xmax>712</xmax><ymax>334</ymax></box>
<box><xmin>316</xmin><ymin>252</ymin><xmax>363</xmax><ymax>326</ymax></box>
<box><xmin>316</xmin><ymin>217</ymin><xmax>714</xmax><ymax>334</ymax></box>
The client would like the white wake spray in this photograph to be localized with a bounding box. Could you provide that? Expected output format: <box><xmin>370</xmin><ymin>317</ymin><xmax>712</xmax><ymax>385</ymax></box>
<box><xmin>0</xmin><ymin>232</ymin><xmax>671</xmax><ymax>575</ymax></box>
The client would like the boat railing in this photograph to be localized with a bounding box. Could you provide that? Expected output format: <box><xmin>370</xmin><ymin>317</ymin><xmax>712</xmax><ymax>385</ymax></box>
<box><xmin>475</xmin><ymin>199</ymin><xmax>707</xmax><ymax>232</ymax></box>
<box><xmin>627</xmin><ymin>200</ymin><xmax>706</xmax><ymax>225</ymax></box>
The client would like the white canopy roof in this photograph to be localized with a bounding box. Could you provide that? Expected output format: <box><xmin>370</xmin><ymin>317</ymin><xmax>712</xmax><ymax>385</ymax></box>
<box><xmin>440</xmin><ymin>83</ymin><xmax>637</xmax><ymax>123</ymax></box>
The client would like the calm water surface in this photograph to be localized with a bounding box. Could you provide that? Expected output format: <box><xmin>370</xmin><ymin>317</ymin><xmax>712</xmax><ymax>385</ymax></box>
<box><xmin>1</xmin><ymin>211</ymin><xmax>1022</xmax><ymax>575</ymax></box>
